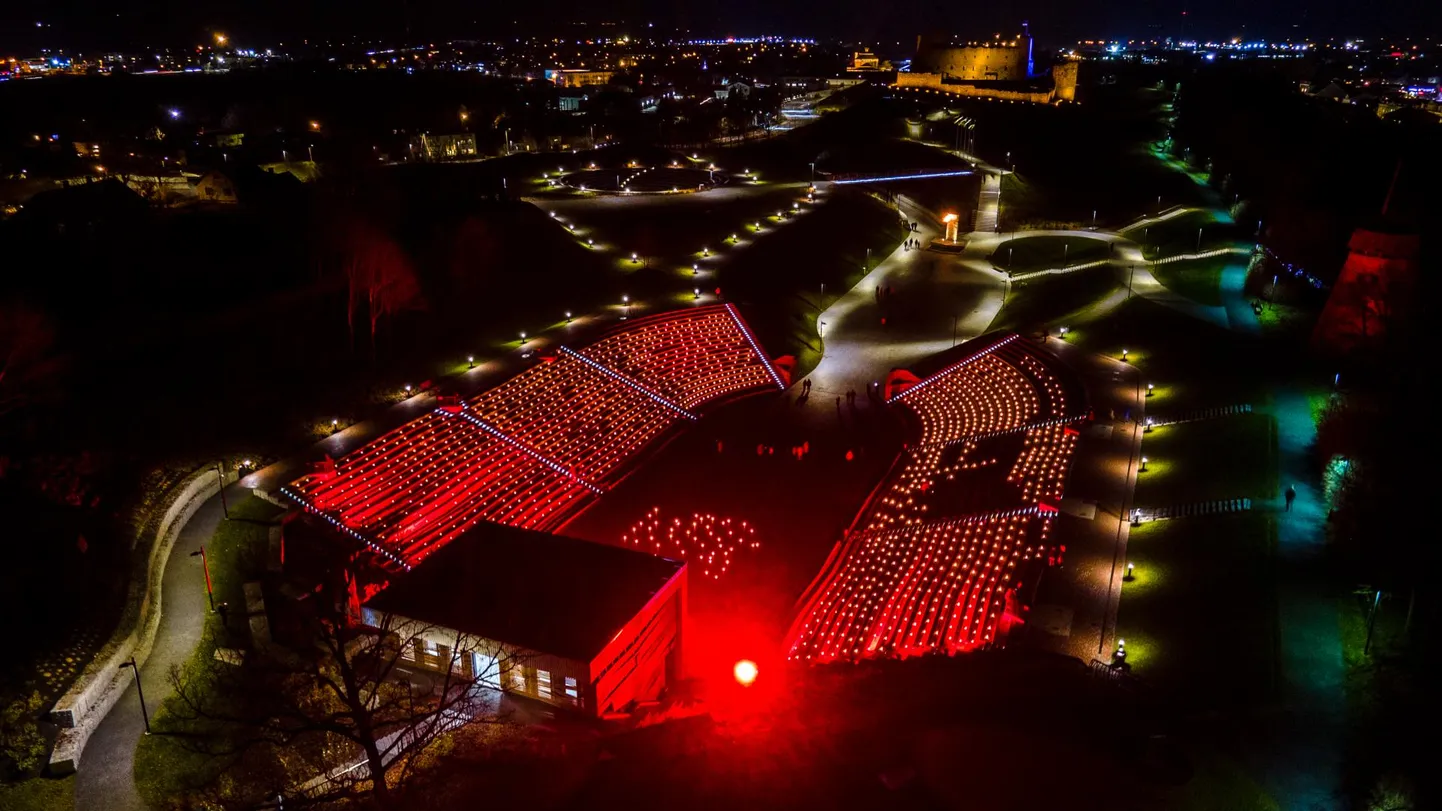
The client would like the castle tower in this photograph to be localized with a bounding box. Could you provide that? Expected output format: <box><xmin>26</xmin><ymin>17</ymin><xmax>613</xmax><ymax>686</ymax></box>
<box><xmin>1051</xmin><ymin>61</ymin><xmax>1079</xmax><ymax>103</ymax></box>
<box><xmin>1311</xmin><ymin>227</ymin><xmax>1420</xmax><ymax>355</ymax></box>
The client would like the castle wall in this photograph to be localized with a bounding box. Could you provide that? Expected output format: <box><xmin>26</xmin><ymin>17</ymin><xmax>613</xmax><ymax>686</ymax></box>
<box><xmin>920</xmin><ymin>42</ymin><xmax>1029</xmax><ymax>82</ymax></box>
<box><xmin>894</xmin><ymin>72</ymin><xmax>1055</xmax><ymax>105</ymax></box>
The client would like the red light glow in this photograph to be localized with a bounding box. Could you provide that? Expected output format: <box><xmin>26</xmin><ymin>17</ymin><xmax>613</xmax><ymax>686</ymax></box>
<box><xmin>733</xmin><ymin>659</ymin><xmax>758</xmax><ymax>686</ymax></box>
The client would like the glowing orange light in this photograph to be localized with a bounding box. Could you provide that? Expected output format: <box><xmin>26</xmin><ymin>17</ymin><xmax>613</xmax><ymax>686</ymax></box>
<box><xmin>733</xmin><ymin>659</ymin><xmax>758</xmax><ymax>686</ymax></box>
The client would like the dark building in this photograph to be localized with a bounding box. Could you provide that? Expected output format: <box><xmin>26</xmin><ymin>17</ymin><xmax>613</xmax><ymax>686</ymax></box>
<box><xmin>360</xmin><ymin>521</ymin><xmax>688</xmax><ymax>716</ymax></box>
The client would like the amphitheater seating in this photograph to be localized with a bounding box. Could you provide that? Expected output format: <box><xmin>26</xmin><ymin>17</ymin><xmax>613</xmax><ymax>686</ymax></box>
<box><xmin>285</xmin><ymin>305</ymin><xmax>780</xmax><ymax>568</ymax></box>
<box><xmin>788</xmin><ymin>334</ymin><xmax>1082</xmax><ymax>663</ymax></box>
<box><xmin>580</xmin><ymin>306</ymin><xmax>779</xmax><ymax>410</ymax></box>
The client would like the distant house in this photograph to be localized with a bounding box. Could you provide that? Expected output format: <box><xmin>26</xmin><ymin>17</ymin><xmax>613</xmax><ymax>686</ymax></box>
<box><xmin>212</xmin><ymin>131</ymin><xmax>245</xmax><ymax>148</ymax></box>
<box><xmin>714</xmin><ymin>80</ymin><xmax>752</xmax><ymax>101</ymax></box>
<box><xmin>545</xmin><ymin>69</ymin><xmax>614</xmax><ymax>88</ymax></box>
<box><xmin>557</xmin><ymin>90</ymin><xmax>587</xmax><ymax>112</ymax></box>
<box><xmin>408</xmin><ymin>133</ymin><xmax>478</xmax><ymax>161</ymax></box>
<box><xmin>192</xmin><ymin>171</ymin><xmax>238</xmax><ymax>203</ymax></box>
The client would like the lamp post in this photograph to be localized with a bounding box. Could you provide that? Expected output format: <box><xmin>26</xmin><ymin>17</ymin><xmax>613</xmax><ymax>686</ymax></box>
<box><xmin>189</xmin><ymin>547</ymin><xmax>215</xmax><ymax>611</ymax></box>
<box><xmin>621</xmin><ymin>295</ymin><xmax>630</xmax><ymax>320</ymax></box>
<box><xmin>120</xmin><ymin>658</ymin><xmax>151</xmax><ymax>734</ymax></box>
<box><xmin>1127</xmin><ymin>265</ymin><xmax>1136</xmax><ymax>300</ymax></box>
<box><xmin>1196</xmin><ymin>227</ymin><xmax>1203</xmax><ymax>253</ymax></box>
<box><xmin>215</xmin><ymin>461</ymin><xmax>229</xmax><ymax>520</ymax></box>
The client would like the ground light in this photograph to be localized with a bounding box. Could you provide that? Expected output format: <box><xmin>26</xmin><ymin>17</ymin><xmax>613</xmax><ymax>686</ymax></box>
<box><xmin>692</xmin><ymin>264</ymin><xmax>699</xmax><ymax>275</ymax></box>
<box><xmin>1113</xmin><ymin>640</ymin><xmax>1127</xmax><ymax>662</ymax></box>
<box><xmin>1145</xmin><ymin>417</ymin><xmax>1155</xmax><ymax>433</ymax></box>
<box><xmin>467</xmin><ymin>355</ymin><xmax>475</xmax><ymax>369</ymax></box>
<box><xmin>331</xmin><ymin>418</ymin><xmax>339</xmax><ymax>432</ymax></box>
<box><xmin>1058</xmin><ymin>326</ymin><xmax>1069</xmax><ymax>338</ymax></box>
<box><xmin>1147</xmin><ymin>383</ymin><xmax>1155</xmax><ymax>397</ymax></box>
<box><xmin>1121</xmin><ymin>348</ymin><xmax>1129</xmax><ymax>362</ymax></box>
<box><xmin>1125</xmin><ymin>562</ymin><xmax>1136</xmax><ymax>581</ymax></box>
<box><xmin>733</xmin><ymin>659</ymin><xmax>759</xmax><ymax>687</ymax></box>
<box><xmin>1140</xmin><ymin>456</ymin><xmax>1149</xmax><ymax>472</ymax></box>
<box><xmin>694</xmin><ymin>288</ymin><xmax>701</xmax><ymax>300</ymax></box>
<box><xmin>403</xmin><ymin>384</ymin><xmax>413</xmax><ymax>395</ymax></box>
<box><xmin>565</xmin><ymin>311</ymin><xmax>572</xmax><ymax>323</ymax></box>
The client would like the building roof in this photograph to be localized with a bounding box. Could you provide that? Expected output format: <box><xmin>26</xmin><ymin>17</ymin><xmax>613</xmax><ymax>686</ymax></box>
<box><xmin>365</xmin><ymin>521</ymin><xmax>684</xmax><ymax>661</ymax></box>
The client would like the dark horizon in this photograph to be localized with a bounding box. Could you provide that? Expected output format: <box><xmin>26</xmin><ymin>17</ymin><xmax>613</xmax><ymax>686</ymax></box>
<box><xmin>5</xmin><ymin>0</ymin><xmax>1441</xmax><ymax>54</ymax></box>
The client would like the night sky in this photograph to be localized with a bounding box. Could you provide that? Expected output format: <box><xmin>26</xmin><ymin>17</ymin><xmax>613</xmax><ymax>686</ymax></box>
<box><xmin>4</xmin><ymin>0</ymin><xmax>1439</xmax><ymax>51</ymax></box>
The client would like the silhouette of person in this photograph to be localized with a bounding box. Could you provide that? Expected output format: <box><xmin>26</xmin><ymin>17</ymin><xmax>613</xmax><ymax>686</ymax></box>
<box><xmin>1285</xmin><ymin>485</ymin><xmax>1297</xmax><ymax>512</ymax></box>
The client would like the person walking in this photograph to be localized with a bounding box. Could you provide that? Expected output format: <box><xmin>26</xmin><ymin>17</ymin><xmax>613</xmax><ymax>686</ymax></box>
<box><xmin>1285</xmin><ymin>485</ymin><xmax>1297</xmax><ymax>512</ymax></box>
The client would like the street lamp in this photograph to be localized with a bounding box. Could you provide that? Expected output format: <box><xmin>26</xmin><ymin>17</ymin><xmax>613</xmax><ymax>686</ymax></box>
<box><xmin>565</xmin><ymin>311</ymin><xmax>573</xmax><ymax>324</ymax></box>
<box><xmin>215</xmin><ymin>461</ymin><xmax>229</xmax><ymax>520</ymax></box>
<box><xmin>1140</xmin><ymin>456</ymin><xmax>1149</xmax><ymax>472</ymax></box>
<box><xmin>119</xmin><ymin>658</ymin><xmax>151</xmax><ymax>734</ymax></box>
<box><xmin>1125</xmin><ymin>562</ymin><xmax>1136</xmax><ymax>581</ymax></box>
<box><xmin>190</xmin><ymin>547</ymin><xmax>215</xmax><ymax>611</ymax></box>
<box><xmin>1120</xmin><ymin>348</ymin><xmax>1129</xmax><ymax>363</ymax></box>
<box><xmin>1147</xmin><ymin>383</ymin><xmax>1155</xmax><ymax>397</ymax></box>
<box><xmin>467</xmin><ymin>355</ymin><xmax>475</xmax><ymax>369</ymax></box>
<box><xmin>692</xmin><ymin>264</ymin><xmax>699</xmax><ymax>276</ymax></box>
<box><xmin>693</xmin><ymin>287</ymin><xmax>701</xmax><ymax>300</ymax></box>
<box><xmin>621</xmin><ymin>295</ymin><xmax>630</xmax><ymax>320</ymax></box>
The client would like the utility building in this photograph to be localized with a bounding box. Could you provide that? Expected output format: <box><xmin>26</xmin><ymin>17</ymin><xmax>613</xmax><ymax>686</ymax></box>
<box><xmin>360</xmin><ymin>521</ymin><xmax>688</xmax><ymax>716</ymax></box>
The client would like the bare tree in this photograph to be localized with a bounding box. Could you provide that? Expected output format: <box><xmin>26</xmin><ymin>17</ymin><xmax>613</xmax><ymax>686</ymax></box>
<box><xmin>166</xmin><ymin>593</ymin><xmax>524</xmax><ymax>809</ymax></box>
<box><xmin>321</xmin><ymin>219</ymin><xmax>425</xmax><ymax>356</ymax></box>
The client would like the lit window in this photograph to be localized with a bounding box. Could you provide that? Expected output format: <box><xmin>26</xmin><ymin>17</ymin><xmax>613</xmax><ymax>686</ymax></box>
<box><xmin>422</xmin><ymin>638</ymin><xmax>438</xmax><ymax>656</ymax></box>
<box><xmin>509</xmin><ymin>667</ymin><xmax>525</xmax><ymax>692</ymax></box>
<box><xmin>564</xmin><ymin>676</ymin><xmax>579</xmax><ymax>699</ymax></box>
<box><xmin>537</xmin><ymin>670</ymin><xmax>552</xmax><ymax>699</ymax></box>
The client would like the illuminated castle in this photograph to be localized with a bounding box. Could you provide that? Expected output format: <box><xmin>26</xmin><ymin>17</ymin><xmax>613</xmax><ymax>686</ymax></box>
<box><xmin>899</xmin><ymin>23</ymin><xmax>1078</xmax><ymax>105</ymax></box>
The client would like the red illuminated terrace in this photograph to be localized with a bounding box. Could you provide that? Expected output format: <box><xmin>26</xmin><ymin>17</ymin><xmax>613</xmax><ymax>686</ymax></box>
<box><xmin>787</xmin><ymin>334</ymin><xmax>1086</xmax><ymax>663</ymax></box>
<box><xmin>282</xmin><ymin>305</ymin><xmax>783</xmax><ymax>569</ymax></box>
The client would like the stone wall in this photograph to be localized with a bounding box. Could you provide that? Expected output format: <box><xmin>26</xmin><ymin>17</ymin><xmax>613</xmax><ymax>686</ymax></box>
<box><xmin>894</xmin><ymin>73</ymin><xmax>1055</xmax><ymax>105</ymax></box>
<box><xmin>920</xmin><ymin>43</ymin><xmax>1029</xmax><ymax>82</ymax></box>
<box><xmin>47</xmin><ymin>465</ymin><xmax>235</xmax><ymax>775</ymax></box>
<box><xmin>1052</xmin><ymin>61</ymin><xmax>1080</xmax><ymax>103</ymax></box>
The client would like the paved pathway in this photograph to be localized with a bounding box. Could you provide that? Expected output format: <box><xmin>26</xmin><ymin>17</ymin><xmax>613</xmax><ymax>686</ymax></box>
<box><xmin>802</xmin><ymin>196</ymin><xmax>1009</xmax><ymax>402</ymax></box>
<box><xmin>1255</xmin><ymin>385</ymin><xmax>1345</xmax><ymax>811</ymax></box>
<box><xmin>74</xmin><ymin>490</ymin><xmax>234</xmax><ymax>811</ymax></box>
